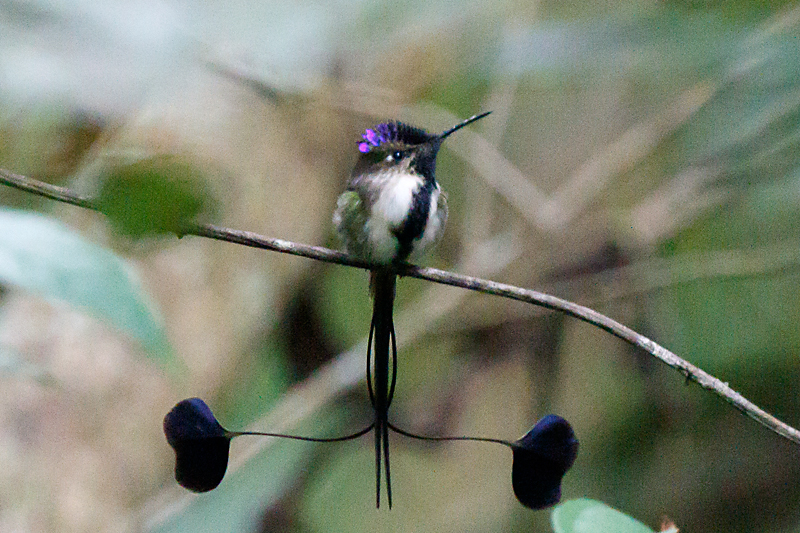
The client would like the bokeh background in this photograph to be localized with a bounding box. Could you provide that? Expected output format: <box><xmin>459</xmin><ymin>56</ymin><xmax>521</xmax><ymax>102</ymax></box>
<box><xmin>2</xmin><ymin>0</ymin><xmax>800</xmax><ymax>531</ymax></box>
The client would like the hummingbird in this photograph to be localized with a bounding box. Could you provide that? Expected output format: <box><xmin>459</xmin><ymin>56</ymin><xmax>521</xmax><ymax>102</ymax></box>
<box><xmin>162</xmin><ymin>113</ymin><xmax>579</xmax><ymax>511</ymax></box>
<box><xmin>333</xmin><ymin>111</ymin><xmax>491</xmax><ymax>508</ymax></box>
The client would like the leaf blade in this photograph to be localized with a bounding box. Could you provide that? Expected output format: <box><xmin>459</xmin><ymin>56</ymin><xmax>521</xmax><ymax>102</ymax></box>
<box><xmin>0</xmin><ymin>208</ymin><xmax>176</xmax><ymax>370</ymax></box>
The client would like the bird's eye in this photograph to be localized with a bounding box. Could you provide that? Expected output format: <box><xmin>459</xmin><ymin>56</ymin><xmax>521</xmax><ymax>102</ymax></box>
<box><xmin>385</xmin><ymin>151</ymin><xmax>403</xmax><ymax>163</ymax></box>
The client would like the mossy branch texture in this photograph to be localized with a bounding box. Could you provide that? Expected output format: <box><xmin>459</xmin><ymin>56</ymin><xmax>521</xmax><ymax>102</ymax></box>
<box><xmin>2</xmin><ymin>167</ymin><xmax>799</xmax><ymax>445</ymax></box>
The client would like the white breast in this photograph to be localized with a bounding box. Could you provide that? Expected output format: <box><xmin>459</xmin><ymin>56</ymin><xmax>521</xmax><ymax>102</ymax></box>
<box><xmin>366</xmin><ymin>170</ymin><xmax>423</xmax><ymax>263</ymax></box>
<box><xmin>373</xmin><ymin>172</ymin><xmax>421</xmax><ymax>224</ymax></box>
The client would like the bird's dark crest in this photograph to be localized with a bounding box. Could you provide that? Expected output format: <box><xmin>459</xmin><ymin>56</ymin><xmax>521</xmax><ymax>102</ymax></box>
<box><xmin>358</xmin><ymin>121</ymin><xmax>435</xmax><ymax>153</ymax></box>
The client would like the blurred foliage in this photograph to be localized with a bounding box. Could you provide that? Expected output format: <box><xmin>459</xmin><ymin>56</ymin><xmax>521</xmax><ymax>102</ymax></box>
<box><xmin>2</xmin><ymin>0</ymin><xmax>800</xmax><ymax>532</ymax></box>
<box><xmin>0</xmin><ymin>208</ymin><xmax>173</xmax><ymax>364</ymax></box>
<box><xmin>96</xmin><ymin>156</ymin><xmax>217</xmax><ymax>238</ymax></box>
<box><xmin>551</xmin><ymin>498</ymin><xmax>659</xmax><ymax>533</ymax></box>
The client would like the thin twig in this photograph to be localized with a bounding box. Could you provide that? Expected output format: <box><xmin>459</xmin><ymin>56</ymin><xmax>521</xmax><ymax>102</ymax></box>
<box><xmin>2</xmin><ymin>167</ymin><xmax>800</xmax><ymax>445</ymax></box>
<box><xmin>0</xmin><ymin>168</ymin><xmax>96</xmax><ymax>210</ymax></box>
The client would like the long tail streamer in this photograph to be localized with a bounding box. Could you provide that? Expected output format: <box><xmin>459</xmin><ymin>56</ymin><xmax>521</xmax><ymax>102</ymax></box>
<box><xmin>367</xmin><ymin>268</ymin><xmax>398</xmax><ymax>509</ymax></box>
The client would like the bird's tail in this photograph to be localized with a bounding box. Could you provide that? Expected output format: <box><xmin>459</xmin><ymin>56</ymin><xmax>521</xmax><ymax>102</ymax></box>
<box><xmin>368</xmin><ymin>268</ymin><xmax>397</xmax><ymax>509</ymax></box>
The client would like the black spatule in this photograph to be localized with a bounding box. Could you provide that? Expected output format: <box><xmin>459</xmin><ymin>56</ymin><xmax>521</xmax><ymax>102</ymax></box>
<box><xmin>163</xmin><ymin>398</ymin><xmax>231</xmax><ymax>492</ymax></box>
<box><xmin>388</xmin><ymin>414</ymin><xmax>578</xmax><ymax>510</ymax></box>
<box><xmin>163</xmin><ymin>397</ymin><xmax>580</xmax><ymax>509</ymax></box>
<box><xmin>163</xmin><ymin>398</ymin><xmax>371</xmax><ymax>493</ymax></box>
<box><xmin>511</xmin><ymin>415</ymin><xmax>579</xmax><ymax>510</ymax></box>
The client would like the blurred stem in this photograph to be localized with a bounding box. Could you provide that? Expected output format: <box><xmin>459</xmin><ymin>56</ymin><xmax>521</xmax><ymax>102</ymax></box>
<box><xmin>2</xmin><ymin>166</ymin><xmax>800</xmax><ymax>447</ymax></box>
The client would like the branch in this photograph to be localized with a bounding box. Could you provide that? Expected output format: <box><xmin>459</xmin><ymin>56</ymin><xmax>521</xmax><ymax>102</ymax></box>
<box><xmin>0</xmin><ymin>168</ymin><xmax>95</xmax><ymax>210</ymax></box>
<box><xmin>2</xmin><ymin>167</ymin><xmax>800</xmax><ymax>445</ymax></box>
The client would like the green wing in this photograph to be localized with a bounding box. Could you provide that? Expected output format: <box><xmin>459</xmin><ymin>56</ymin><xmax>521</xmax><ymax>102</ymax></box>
<box><xmin>334</xmin><ymin>190</ymin><xmax>371</xmax><ymax>259</ymax></box>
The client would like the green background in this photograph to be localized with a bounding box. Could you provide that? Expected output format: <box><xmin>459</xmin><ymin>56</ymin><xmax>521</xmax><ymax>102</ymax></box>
<box><xmin>2</xmin><ymin>0</ymin><xmax>800</xmax><ymax>531</ymax></box>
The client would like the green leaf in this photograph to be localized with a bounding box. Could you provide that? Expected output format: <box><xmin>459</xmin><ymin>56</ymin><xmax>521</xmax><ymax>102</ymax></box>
<box><xmin>0</xmin><ymin>208</ymin><xmax>176</xmax><ymax>370</ymax></box>
<box><xmin>552</xmin><ymin>499</ymin><xmax>654</xmax><ymax>533</ymax></box>
<box><xmin>96</xmin><ymin>155</ymin><xmax>216</xmax><ymax>238</ymax></box>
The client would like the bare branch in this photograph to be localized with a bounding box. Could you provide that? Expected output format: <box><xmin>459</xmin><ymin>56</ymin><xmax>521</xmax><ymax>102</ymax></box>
<box><xmin>2</xmin><ymin>167</ymin><xmax>800</xmax><ymax>445</ymax></box>
<box><xmin>0</xmin><ymin>168</ymin><xmax>96</xmax><ymax>211</ymax></box>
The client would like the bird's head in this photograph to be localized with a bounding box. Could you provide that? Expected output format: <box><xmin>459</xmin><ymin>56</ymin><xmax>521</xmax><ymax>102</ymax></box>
<box><xmin>352</xmin><ymin>111</ymin><xmax>491</xmax><ymax>182</ymax></box>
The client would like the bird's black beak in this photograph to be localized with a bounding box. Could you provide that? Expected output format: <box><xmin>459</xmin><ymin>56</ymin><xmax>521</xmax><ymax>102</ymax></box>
<box><xmin>438</xmin><ymin>111</ymin><xmax>492</xmax><ymax>141</ymax></box>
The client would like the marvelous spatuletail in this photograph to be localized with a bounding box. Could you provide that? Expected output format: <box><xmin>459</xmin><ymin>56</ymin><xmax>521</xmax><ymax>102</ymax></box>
<box><xmin>162</xmin><ymin>113</ymin><xmax>579</xmax><ymax>509</ymax></box>
<box><xmin>333</xmin><ymin>111</ymin><xmax>492</xmax><ymax>508</ymax></box>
